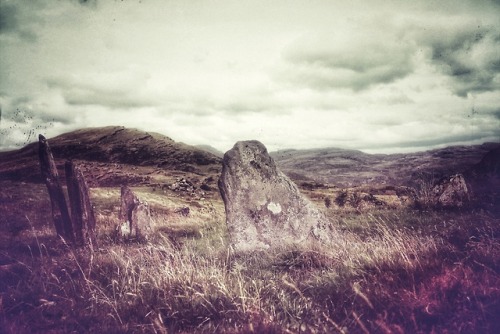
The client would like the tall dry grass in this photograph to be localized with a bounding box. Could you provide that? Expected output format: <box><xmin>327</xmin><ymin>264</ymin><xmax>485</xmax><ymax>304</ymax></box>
<box><xmin>78</xmin><ymin>210</ymin><xmax>459</xmax><ymax>333</ymax></box>
<box><xmin>1</xmin><ymin>204</ymin><xmax>499</xmax><ymax>333</ymax></box>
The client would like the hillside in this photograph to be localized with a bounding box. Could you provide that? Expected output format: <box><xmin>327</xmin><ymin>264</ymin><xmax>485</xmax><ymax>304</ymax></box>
<box><xmin>195</xmin><ymin>144</ymin><xmax>224</xmax><ymax>158</ymax></box>
<box><xmin>0</xmin><ymin>127</ymin><xmax>499</xmax><ymax>333</ymax></box>
<box><xmin>271</xmin><ymin>143</ymin><xmax>500</xmax><ymax>187</ymax></box>
<box><xmin>0</xmin><ymin>126</ymin><xmax>222</xmax><ymax>184</ymax></box>
<box><xmin>1</xmin><ymin>126</ymin><xmax>498</xmax><ymax>190</ymax></box>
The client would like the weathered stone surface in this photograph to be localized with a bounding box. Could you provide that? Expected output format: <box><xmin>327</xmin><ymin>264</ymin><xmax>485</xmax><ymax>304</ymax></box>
<box><xmin>119</xmin><ymin>186</ymin><xmax>139</xmax><ymax>223</ymax></box>
<box><xmin>432</xmin><ymin>174</ymin><xmax>469</xmax><ymax>207</ymax></box>
<box><xmin>131</xmin><ymin>201</ymin><xmax>152</xmax><ymax>238</ymax></box>
<box><xmin>39</xmin><ymin>134</ymin><xmax>74</xmax><ymax>242</ymax></box>
<box><xmin>119</xmin><ymin>186</ymin><xmax>152</xmax><ymax>239</ymax></box>
<box><xmin>218</xmin><ymin>140</ymin><xmax>333</xmax><ymax>251</ymax></box>
<box><xmin>65</xmin><ymin>160</ymin><xmax>98</xmax><ymax>249</ymax></box>
<box><xmin>170</xmin><ymin>178</ymin><xmax>195</xmax><ymax>193</ymax></box>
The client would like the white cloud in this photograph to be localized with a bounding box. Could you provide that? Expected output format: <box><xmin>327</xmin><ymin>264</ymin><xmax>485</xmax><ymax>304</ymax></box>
<box><xmin>412</xmin><ymin>19</ymin><xmax>500</xmax><ymax>96</ymax></box>
<box><xmin>0</xmin><ymin>0</ymin><xmax>499</xmax><ymax>153</ymax></box>
<box><xmin>278</xmin><ymin>26</ymin><xmax>417</xmax><ymax>91</ymax></box>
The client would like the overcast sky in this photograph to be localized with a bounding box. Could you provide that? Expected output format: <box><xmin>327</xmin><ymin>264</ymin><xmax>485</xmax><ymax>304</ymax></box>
<box><xmin>1</xmin><ymin>0</ymin><xmax>499</xmax><ymax>153</ymax></box>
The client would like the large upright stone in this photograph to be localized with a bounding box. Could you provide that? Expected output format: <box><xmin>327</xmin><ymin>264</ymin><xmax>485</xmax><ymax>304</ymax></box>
<box><xmin>39</xmin><ymin>134</ymin><xmax>74</xmax><ymax>242</ymax></box>
<box><xmin>218</xmin><ymin>141</ymin><xmax>333</xmax><ymax>251</ymax></box>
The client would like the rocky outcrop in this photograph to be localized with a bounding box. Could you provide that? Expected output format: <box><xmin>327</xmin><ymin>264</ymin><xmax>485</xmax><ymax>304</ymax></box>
<box><xmin>170</xmin><ymin>178</ymin><xmax>195</xmax><ymax>193</ymax></box>
<box><xmin>218</xmin><ymin>141</ymin><xmax>334</xmax><ymax>251</ymax></box>
<box><xmin>472</xmin><ymin>147</ymin><xmax>500</xmax><ymax>177</ymax></box>
<box><xmin>334</xmin><ymin>190</ymin><xmax>387</xmax><ymax>211</ymax></box>
<box><xmin>432</xmin><ymin>174</ymin><xmax>469</xmax><ymax>208</ymax></box>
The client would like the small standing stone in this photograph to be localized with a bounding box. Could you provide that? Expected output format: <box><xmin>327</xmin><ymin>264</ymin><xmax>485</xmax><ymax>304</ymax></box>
<box><xmin>65</xmin><ymin>160</ymin><xmax>98</xmax><ymax>249</ymax></box>
<box><xmin>119</xmin><ymin>186</ymin><xmax>152</xmax><ymax>239</ymax></box>
<box><xmin>131</xmin><ymin>201</ymin><xmax>152</xmax><ymax>238</ymax></box>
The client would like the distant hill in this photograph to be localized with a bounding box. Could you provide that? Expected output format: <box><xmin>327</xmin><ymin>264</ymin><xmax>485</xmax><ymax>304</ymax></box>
<box><xmin>195</xmin><ymin>145</ymin><xmax>224</xmax><ymax>158</ymax></box>
<box><xmin>271</xmin><ymin>143</ymin><xmax>500</xmax><ymax>187</ymax></box>
<box><xmin>0</xmin><ymin>126</ymin><xmax>222</xmax><ymax>183</ymax></box>
<box><xmin>1</xmin><ymin>126</ymin><xmax>498</xmax><ymax>189</ymax></box>
<box><xmin>468</xmin><ymin>146</ymin><xmax>500</xmax><ymax>177</ymax></box>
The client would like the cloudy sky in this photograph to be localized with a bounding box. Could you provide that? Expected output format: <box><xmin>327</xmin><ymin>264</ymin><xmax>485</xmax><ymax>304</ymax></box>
<box><xmin>1</xmin><ymin>0</ymin><xmax>499</xmax><ymax>153</ymax></box>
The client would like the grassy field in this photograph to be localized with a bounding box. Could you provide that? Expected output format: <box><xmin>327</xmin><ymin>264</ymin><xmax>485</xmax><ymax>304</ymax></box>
<box><xmin>0</xmin><ymin>180</ymin><xmax>499</xmax><ymax>333</ymax></box>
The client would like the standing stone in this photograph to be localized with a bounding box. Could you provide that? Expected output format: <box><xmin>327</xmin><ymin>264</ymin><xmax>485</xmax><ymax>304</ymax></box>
<box><xmin>119</xmin><ymin>186</ymin><xmax>152</xmax><ymax>239</ymax></box>
<box><xmin>131</xmin><ymin>201</ymin><xmax>152</xmax><ymax>239</ymax></box>
<box><xmin>119</xmin><ymin>186</ymin><xmax>139</xmax><ymax>225</ymax></box>
<box><xmin>432</xmin><ymin>174</ymin><xmax>469</xmax><ymax>207</ymax></box>
<box><xmin>39</xmin><ymin>134</ymin><xmax>75</xmax><ymax>243</ymax></box>
<box><xmin>218</xmin><ymin>140</ymin><xmax>333</xmax><ymax>251</ymax></box>
<box><xmin>65</xmin><ymin>160</ymin><xmax>98</xmax><ymax>249</ymax></box>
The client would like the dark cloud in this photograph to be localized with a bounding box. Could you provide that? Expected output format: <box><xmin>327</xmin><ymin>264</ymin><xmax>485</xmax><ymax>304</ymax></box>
<box><xmin>46</xmin><ymin>76</ymin><xmax>152</xmax><ymax>110</ymax></box>
<box><xmin>76</xmin><ymin>0</ymin><xmax>97</xmax><ymax>8</ymax></box>
<box><xmin>1</xmin><ymin>93</ymin><xmax>74</xmax><ymax>125</ymax></box>
<box><xmin>63</xmin><ymin>89</ymin><xmax>151</xmax><ymax>109</ymax></box>
<box><xmin>279</xmin><ymin>32</ymin><xmax>415</xmax><ymax>91</ymax></box>
<box><xmin>78</xmin><ymin>0</ymin><xmax>93</xmax><ymax>4</ymax></box>
<box><xmin>221</xmin><ymin>94</ymin><xmax>289</xmax><ymax>115</ymax></box>
<box><xmin>0</xmin><ymin>1</ymin><xmax>94</xmax><ymax>43</ymax></box>
<box><xmin>37</xmin><ymin>111</ymin><xmax>73</xmax><ymax>125</ymax></box>
<box><xmin>481</xmin><ymin>107</ymin><xmax>500</xmax><ymax>120</ymax></box>
<box><xmin>0</xmin><ymin>2</ymin><xmax>37</xmax><ymax>41</ymax></box>
<box><xmin>364</xmin><ymin>132</ymin><xmax>500</xmax><ymax>151</ymax></box>
<box><xmin>0</xmin><ymin>3</ymin><xmax>18</xmax><ymax>33</ymax></box>
<box><xmin>424</xmin><ymin>25</ymin><xmax>500</xmax><ymax>96</ymax></box>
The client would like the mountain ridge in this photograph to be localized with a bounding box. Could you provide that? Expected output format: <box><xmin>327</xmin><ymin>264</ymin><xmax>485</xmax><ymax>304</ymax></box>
<box><xmin>0</xmin><ymin>126</ymin><xmax>222</xmax><ymax>183</ymax></box>
<box><xmin>271</xmin><ymin>142</ymin><xmax>500</xmax><ymax>187</ymax></box>
<box><xmin>0</xmin><ymin>126</ymin><xmax>498</xmax><ymax>188</ymax></box>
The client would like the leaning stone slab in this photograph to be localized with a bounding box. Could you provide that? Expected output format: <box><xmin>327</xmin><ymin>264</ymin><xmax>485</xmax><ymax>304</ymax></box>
<box><xmin>39</xmin><ymin>134</ymin><xmax>74</xmax><ymax>242</ymax></box>
<box><xmin>218</xmin><ymin>140</ymin><xmax>334</xmax><ymax>251</ymax></box>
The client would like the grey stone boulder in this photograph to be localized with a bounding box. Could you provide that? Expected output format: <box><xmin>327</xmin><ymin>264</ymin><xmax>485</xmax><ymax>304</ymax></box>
<box><xmin>432</xmin><ymin>174</ymin><xmax>469</xmax><ymax>207</ymax></box>
<box><xmin>218</xmin><ymin>141</ymin><xmax>334</xmax><ymax>251</ymax></box>
<box><xmin>118</xmin><ymin>186</ymin><xmax>152</xmax><ymax>239</ymax></box>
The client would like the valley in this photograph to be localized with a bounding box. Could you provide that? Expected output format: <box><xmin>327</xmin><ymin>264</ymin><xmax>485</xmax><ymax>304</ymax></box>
<box><xmin>0</xmin><ymin>126</ymin><xmax>499</xmax><ymax>333</ymax></box>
